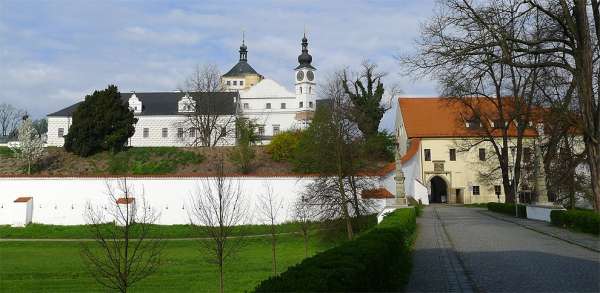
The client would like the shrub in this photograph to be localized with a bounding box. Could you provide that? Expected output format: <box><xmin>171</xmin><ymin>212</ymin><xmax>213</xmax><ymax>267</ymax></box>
<box><xmin>361</xmin><ymin>130</ymin><xmax>395</xmax><ymax>162</ymax></box>
<box><xmin>229</xmin><ymin>118</ymin><xmax>258</xmax><ymax>174</ymax></box>
<box><xmin>266</xmin><ymin>130</ymin><xmax>301</xmax><ymax>162</ymax></box>
<box><xmin>254</xmin><ymin>208</ymin><xmax>417</xmax><ymax>292</ymax></box>
<box><xmin>487</xmin><ymin>202</ymin><xmax>527</xmax><ymax>218</ymax></box>
<box><xmin>550</xmin><ymin>209</ymin><xmax>600</xmax><ymax>235</ymax></box>
<box><xmin>107</xmin><ymin>147</ymin><xmax>203</xmax><ymax>175</ymax></box>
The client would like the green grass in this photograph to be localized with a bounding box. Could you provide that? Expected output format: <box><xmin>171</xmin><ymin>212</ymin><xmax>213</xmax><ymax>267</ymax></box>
<box><xmin>104</xmin><ymin>147</ymin><xmax>203</xmax><ymax>175</ymax></box>
<box><xmin>0</xmin><ymin>233</ymin><xmax>338</xmax><ymax>292</ymax></box>
<box><xmin>0</xmin><ymin>222</ymin><xmax>315</xmax><ymax>239</ymax></box>
<box><xmin>0</xmin><ymin>146</ymin><xmax>14</xmax><ymax>157</ymax></box>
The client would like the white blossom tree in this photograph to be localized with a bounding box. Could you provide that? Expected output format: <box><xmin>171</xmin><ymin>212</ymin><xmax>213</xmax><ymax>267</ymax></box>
<box><xmin>15</xmin><ymin>117</ymin><xmax>45</xmax><ymax>174</ymax></box>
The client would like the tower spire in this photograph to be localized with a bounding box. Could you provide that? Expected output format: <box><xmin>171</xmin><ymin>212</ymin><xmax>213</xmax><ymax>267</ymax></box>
<box><xmin>297</xmin><ymin>32</ymin><xmax>313</xmax><ymax>69</ymax></box>
<box><xmin>239</xmin><ymin>31</ymin><xmax>248</xmax><ymax>62</ymax></box>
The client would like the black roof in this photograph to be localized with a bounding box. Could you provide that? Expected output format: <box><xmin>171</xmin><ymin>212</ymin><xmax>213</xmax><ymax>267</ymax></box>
<box><xmin>223</xmin><ymin>61</ymin><xmax>260</xmax><ymax>77</ymax></box>
<box><xmin>48</xmin><ymin>91</ymin><xmax>238</xmax><ymax>117</ymax></box>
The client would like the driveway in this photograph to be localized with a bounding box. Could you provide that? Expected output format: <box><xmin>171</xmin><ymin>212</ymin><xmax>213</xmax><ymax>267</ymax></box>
<box><xmin>406</xmin><ymin>205</ymin><xmax>600</xmax><ymax>293</ymax></box>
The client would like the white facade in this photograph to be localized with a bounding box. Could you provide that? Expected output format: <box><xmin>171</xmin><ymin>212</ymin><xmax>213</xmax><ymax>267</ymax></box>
<box><xmin>0</xmin><ymin>175</ymin><xmax>384</xmax><ymax>226</ymax></box>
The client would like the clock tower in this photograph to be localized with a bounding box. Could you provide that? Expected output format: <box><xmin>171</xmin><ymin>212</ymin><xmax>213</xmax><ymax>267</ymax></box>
<box><xmin>295</xmin><ymin>33</ymin><xmax>316</xmax><ymax>111</ymax></box>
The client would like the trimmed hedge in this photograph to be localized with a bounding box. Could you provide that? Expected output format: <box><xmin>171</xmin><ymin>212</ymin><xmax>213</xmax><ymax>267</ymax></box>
<box><xmin>253</xmin><ymin>208</ymin><xmax>417</xmax><ymax>292</ymax></box>
<box><xmin>550</xmin><ymin>209</ymin><xmax>600</xmax><ymax>235</ymax></box>
<box><xmin>487</xmin><ymin>202</ymin><xmax>527</xmax><ymax>218</ymax></box>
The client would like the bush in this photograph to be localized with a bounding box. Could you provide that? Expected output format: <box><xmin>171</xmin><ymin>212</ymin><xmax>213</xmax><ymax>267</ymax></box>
<box><xmin>254</xmin><ymin>208</ymin><xmax>417</xmax><ymax>292</ymax></box>
<box><xmin>107</xmin><ymin>147</ymin><xmax>203</xmax><ymax>175</ymax></box>
<box><xmin>487</xmin><ymin>202</ymin><xmax>527</xmax><ymax>218</ymax></box>
<box><xmin>361</xmin><ymin>130</ymin><xmax>395</xmax><ymax>162</ymax></box>
<box><xmin>266</xmin><ymin>130</ymin><xmax>301</xmax><ymax>162</ymax></box>
<box><xmin>550</xmin><ymin>209</ymin><xmax>600</xmax><ymax>235</ymax></box>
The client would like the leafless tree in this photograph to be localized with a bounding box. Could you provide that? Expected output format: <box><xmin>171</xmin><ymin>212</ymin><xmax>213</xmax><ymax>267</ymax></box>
<box><xmin>402</xmin><ymin>0</ymin><xmax>551</xmax><ymax>203</ymax></box>
<box><xmin>291</xmin><ymin>195</ymin><xmax>317</xmax><ymax>258</ymax></box>
<box><xmin>179</xmin><ymin>63</ymin><xmax>236</xmax><ymax>147</ymax></box>
<box><xmin>188</xmin><ymin>158</ymin><xmax>247</xmax><ymax>293</ymax></box>
<box><xmin>0</xmin><ymin>103</ymin><xmax>24</xmax><ymax>137</ymax></box>
<box><xmin>80</xmin><ymin>178</ymin><xmax>164</xmax><ymax>293</ymax></box>
<box><xmin>256</xmin><ymin>184</ymin><xmax>283</xmax><ymax>275</ymax></box>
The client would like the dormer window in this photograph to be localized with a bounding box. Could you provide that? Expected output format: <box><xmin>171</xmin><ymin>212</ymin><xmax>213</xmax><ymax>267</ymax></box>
<box><xmin>128</xmin><ymin>93</ymin><xmax>142</xmax><ymax>114</ymax></box>
<box><xmin>178</xmin><ymin>93</ymin><xmax>196</xmax><ymax>113</ymax></box>
<box><xmin>466</xmin><ymin>119</ymin><xmax>481</xmax><ymax>129</ymax></box>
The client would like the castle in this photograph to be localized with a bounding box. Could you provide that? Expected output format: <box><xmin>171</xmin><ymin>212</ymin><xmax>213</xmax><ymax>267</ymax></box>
<box><xmin>46</xmin><ymin>34</ymin><xmax>319</xmax><ymax>147</ymax></box>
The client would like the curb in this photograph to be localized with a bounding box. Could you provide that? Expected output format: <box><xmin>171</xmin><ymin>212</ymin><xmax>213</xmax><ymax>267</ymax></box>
<box><xmin>478</xmin><ymin>210</ymin><xmax>600</xmax><ymax>253</ymax></box>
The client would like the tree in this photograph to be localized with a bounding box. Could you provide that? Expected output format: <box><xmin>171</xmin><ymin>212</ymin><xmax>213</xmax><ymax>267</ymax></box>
<box><xmin>256</xmin><ymin>184</ymin><xmax>283</xmax><ymax>275</ymax></box>
<box><xmin>64</xmin><ymin>85</ymin><xmax>137</xmax><ymax>157</ymax></box>
<box><xmin>341</xmin><ymin>61</ymin><xmax>395</xmax><ymax>139</ymax></box>
<box><xmin>295</xmin><ymin>72</ymin><xmax>374</xmax><ymax>240</ymax></box>
<box><xmin>291</xmin><ymin>195</ymin><xmax>317</xmax><ymax>258</ymax></box>
<box><xmin>0</xmin><ymin>103</ymin><xmax>24</xmax><ymax>138</ymax></box>
<box><xmin>403</xmin><ymin>0</ymin><xmax>547</xmax><ymax>203</ymax></box>
<box><xmin>189</xmin><ymin>158</ymin><xmax>247</xmax><ymax>293</ymax></box>
<box><xmin>15</xmin><ymin>117</ymin><xmax>45</xmax><ymax>174</ymax></box>
<box><xmin>180</xmin><ymin>64</ymin><xmax>236</xmax><ymax>147</ymax></box>
<box><xmin>229</xmin><ymin>118</ymin><xmax>258</xmax><ymax>174</ymax></box>
<box><xmin>32</xmin><ymin>118</ymin><xmax>48</xmax><ymax>138</ymax></box>
<box><xmin>80</xmin><ymin>179</ymin><xmax>164</xmax><ymax>293</ymax></box>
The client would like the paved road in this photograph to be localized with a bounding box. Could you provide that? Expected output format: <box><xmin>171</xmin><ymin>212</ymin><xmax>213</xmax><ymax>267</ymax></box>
<box><xmin>406</xmin><ymin>205</ymin><xmax>600</xmax><ymax>293</ymax></box>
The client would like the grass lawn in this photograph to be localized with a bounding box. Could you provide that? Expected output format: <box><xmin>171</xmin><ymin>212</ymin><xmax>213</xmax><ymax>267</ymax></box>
<box><xmin>0</xmin><ymin>222</ymin><xmax>311</xmax><ymax>239</ymax></box>
<box><xmin>0</xmin><ymin>233</ymin><xmax>338</xmax><ymax>292</ymax></box>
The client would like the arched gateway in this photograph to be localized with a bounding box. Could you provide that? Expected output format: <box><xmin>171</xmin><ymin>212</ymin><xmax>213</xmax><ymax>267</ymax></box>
<box><xmin>430</xmin><ymin>176</ymin><xmax>448</xmax><ymax>203</ymax></box>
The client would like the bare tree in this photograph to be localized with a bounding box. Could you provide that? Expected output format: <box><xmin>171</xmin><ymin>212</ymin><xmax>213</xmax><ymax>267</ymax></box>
<box><xmin>180</xmin><ymin>64</ymin><xmax>236</xmax><ymax>147</ymax></box>
<box><xmin>256</xmin><ymin>184</ymin><xmax>283</xmax><ymax>275</ymax></box>
<box><xmin>189</xmin><ymin>158</ymin><xmax>247</xmax><ymax>293</ymax></box>
<box><xmin>291</xmin><ymin>195</ymin><xmax>317</xmax><ymax>258</ymax></box>
<box><xmin>0</xmin><ymin>103</ymin><xmax>24</xmax><ymax>138</ymax></box>
<box><xmin>80</xmin><ymin>178</ymin><xmax>164</xmax><ymax>293</ymax></box>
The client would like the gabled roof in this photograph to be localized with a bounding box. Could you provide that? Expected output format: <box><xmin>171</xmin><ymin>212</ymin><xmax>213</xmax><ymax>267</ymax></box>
<box><xmin>48</xmin><ymin>92</ymin><xmax>238</xmax><ymax>117</ymax></box>
<box><xmin>223</xmin><ymin>61</ymin><xmax>260</xmax><ymax>77</ymax></box>
<box><xmin>241</xmin><ymin>79</ymin><xmax>294</xmax><ymax>99</ymax></box>
<box><xmin>398</xmin><ymin>97</ymin><xmax>539</xmax><ymax>138</ymax></box>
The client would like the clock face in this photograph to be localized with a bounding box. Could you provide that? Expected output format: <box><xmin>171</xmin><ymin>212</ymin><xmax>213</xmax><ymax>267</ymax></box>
<box><xmin>296</xmin><ymin>71</ymin><xmax>304</xmax><ymax>81</ymax></box>
<box><xmin>307</xmin><ymin>70</ymin><xmax>314</xmax><ymax>81</ymax></box>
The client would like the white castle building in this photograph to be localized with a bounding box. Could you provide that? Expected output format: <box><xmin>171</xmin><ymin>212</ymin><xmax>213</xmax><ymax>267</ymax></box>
<box><xmin>46</xmin><ymin>35</ymin><xmax>319</xmax><ymax>147</ymax></box>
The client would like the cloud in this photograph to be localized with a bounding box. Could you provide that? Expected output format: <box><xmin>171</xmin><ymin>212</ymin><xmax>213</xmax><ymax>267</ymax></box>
<box><xmin>0</xmin><ymin>0</ymin><xmax>439</xmax><ymax>119</ymax></box>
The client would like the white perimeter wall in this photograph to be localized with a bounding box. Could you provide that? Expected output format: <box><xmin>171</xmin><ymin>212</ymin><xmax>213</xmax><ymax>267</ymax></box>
<box><xmin>0</xmin><ymin>176</ymin><xmax>382</xmax><ymax>226</ymax></box>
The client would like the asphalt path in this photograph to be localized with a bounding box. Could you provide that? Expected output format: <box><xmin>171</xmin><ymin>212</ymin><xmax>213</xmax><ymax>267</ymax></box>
<box><xmin>406</xmin><ymin>205</ymin><xmax>600</xmax><ymax>293</ymax></box>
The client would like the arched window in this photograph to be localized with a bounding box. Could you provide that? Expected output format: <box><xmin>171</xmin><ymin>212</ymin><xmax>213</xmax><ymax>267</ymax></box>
<box><xmin>309</xmin><ymin>86</ymin><xmax>312</xmax><ymax>94</ymax></box>
<box><xmin>299</xmin><ymin>87</ymin><xmax>302</xmax><ymax>94</ymax></box>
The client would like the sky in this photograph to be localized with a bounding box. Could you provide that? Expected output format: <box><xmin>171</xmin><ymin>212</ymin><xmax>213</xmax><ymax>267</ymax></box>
<box><xmin>0</xmin><ymin>0</ymin><xmax>439</xmax><ymax>129</ymax></box>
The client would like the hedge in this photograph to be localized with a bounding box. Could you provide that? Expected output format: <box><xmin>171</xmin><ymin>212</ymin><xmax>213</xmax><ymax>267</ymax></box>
<box><xmin>253</xmin><ymin>208</ymin><xmax>417</xmax><ymax>292</ymax></box>
<box><xmin>550</xmin><ymin>209</ymin><xmax>600</xmax><ymax>235</ymax></box>
<box><xmin>487</xmin><ymin>202</ymin><xmax>527</xmax><ymax>218</ymax></box>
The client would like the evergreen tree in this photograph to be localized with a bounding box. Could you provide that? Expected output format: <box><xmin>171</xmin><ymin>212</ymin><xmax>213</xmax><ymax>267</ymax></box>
<box><xmin>64</xmin><ymin>85</ymin><xmax>137</xmax><ymax>157</ymax></box>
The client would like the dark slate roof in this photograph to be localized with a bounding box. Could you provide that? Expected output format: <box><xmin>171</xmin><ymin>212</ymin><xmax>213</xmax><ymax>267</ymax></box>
<box><xmin>223</xmin><ymin>61</ymin><xmax>260</xmax><ymax>77</ymax></box>
<box><xmin>48</xmin><ymin>92</ymin><xmax>238</xmax><ymax>117</ymax></box>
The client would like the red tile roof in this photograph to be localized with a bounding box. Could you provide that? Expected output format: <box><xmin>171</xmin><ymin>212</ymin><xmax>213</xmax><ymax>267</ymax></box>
<box><xmin>398</xmin><ymin>97</ymin><xmax>539</xmax><ymax>138</ymax></box>
<box><xmin>13</xmin><ymin>197</ymin><xmax>32</xmax><ymax>203</ymax></box>
<box><xmin>116</xmin><ymin>198</ymin><xmax>134</xmax><ymax>204</ymax></box>
<box><xmin>361</xmin><ymin>188</ymin><xmax>394</xmax><ymax>199</ymax></box>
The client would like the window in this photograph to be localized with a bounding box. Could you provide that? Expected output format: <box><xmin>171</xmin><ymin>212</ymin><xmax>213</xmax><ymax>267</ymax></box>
<box><xmin>273</xmin><ymin>124</ymin><xmax>280</xmax><ymax>135</ymax></box>
<box><xmin>281</xmin><ymin>103</ymin><xmax>286</xmax><ymax>109</ymax></box>
<box><xmin>177</xmin><ymin>128</ymin><xmax>184</xmax><ymax>138</ymax></box>
<box><xmin>243</xmin><ymin>103</ymin><xmax>249</xmax><ymax>110</ymax></box>
<box><xmin>300</xmin><ymin>87</ymin><xmax>302</xmax><ymax>94</ymax></box>
<box><xmin>220</xmin><ymin>127</ymin><xmax>227</xmax><ymax>136</ymax></box>
<box><xmin>424</xmin><ymin>149</ymin><xmax>431</xmax><ymax>161</ymax></box>
<box><xmin>143</xmin><ymin>128</ymin><xmax>149</xmax><ymax>138</ymax></box>
<box><xmin>466</xmin><ymin>119</ymin><xmax>481</xmax><ymax>129</ymax></box>
<box><xmin>479</xmin><ymin>148</ymin><xmax>486</xmax><ymax>161</ymax></box>
<box><xmin>258</xmin><ymin>125</ymin><xmax>265</xmax><ymax>136</ymax></box>
<box><xmin>161</xmin><ymin>128</ymin><xmax>168</xmax><ymax>138</ymax></box>
<box><xmin>226</xmin><ymin>80</ymin><xmax>231</xmax><ymax>85</ymax></box>
<box><xmin>189</xmin><ymin>128</ymin><xmax>195</xmax><ymax>138</ymax></box>
<box><xmin>266</xmin><ymin>103</ymin><xmax>271</xmax><ymax>109</ymax></box>
<box><xmin>449</xmin><ymin>148</ymin><xmax>456</xmax><ymax>161</ymax></box>
<box><xmin>239</xmin><ymin>80</ymin><xmax>244</xmax><ymax>86</ymax></box>
<box><xmin>494</xmin><ymin>185</ymin><xmax>502</xmax><ymax>195</ymax></box>
<box><xmin>473</xmin><ymin>186</ymin><xmax>480</xmax><ymax>195</ymax></box>
<box><xmin>309</xmin><ymin>101</ymin><xmax>313</xmax><ymax>108</ymax></box>
<box><xmin>58</xmin><ymin>128</ymin><xmax>64</xmax><ymax>138</ymax></box>
<box><xmin>233</xmin><ymin>80</ymin><xmax>237</xmax><ymax>86</ymax></box>
<box><xmin>309</xmin><ymin>86</ymin><xmax>312</xmax><ymax>94</ymax></box>
<box><xmin>299</xmin><ymin>101</ymin><xmax>303</xmax><ymax>108</ymax></box>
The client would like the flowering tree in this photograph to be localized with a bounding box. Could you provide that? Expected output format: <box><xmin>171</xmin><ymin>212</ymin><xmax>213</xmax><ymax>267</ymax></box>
<box><xmin>15</xmin><ymin>117</ymin><xmax>45</xmax><ymax>174</ymax></box>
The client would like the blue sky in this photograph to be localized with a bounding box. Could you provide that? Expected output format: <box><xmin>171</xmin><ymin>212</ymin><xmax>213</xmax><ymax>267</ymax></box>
<box><xmin>0</xmin><ymin>0</ymin><xmax>439</xmax><ymax>128</ymax></box>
